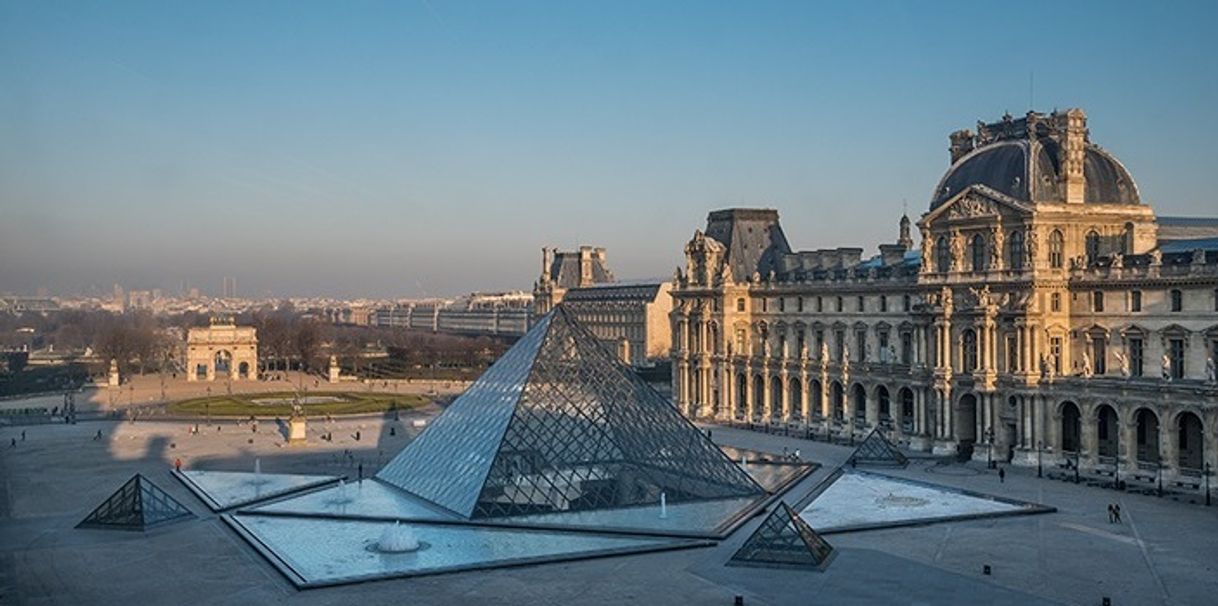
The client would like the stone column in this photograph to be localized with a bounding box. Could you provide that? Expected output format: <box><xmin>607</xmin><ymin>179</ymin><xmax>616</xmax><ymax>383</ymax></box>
<box><xmin>744</xmin><ymin>367</ymin><xmax>755</xmax><ymax>421</ymax></box>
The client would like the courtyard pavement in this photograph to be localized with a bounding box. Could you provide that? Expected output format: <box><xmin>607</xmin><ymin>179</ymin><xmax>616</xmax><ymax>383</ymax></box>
<box><xmin>2</xmin><ymin>411</ymin><xmax>1216</xmax><ymax>605</ymax></box>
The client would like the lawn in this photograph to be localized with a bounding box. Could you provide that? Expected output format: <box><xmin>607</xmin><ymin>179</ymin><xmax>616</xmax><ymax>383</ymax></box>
<box><xmin>166</xmin><ymin>391</ymin><xmax>430</xmax><ymax>417</ymax></box>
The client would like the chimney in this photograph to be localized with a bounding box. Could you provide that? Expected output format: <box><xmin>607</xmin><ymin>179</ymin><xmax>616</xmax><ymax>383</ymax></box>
<box><xmin>579</xmin><ymin>246</ymin><xmax>593</xmax><ymax>286</ymax></box>
<box><xmin>949</xmin><ymin>129</ymin><xmax>975</xmax><ymax>164</ymax></box>
<box><xmin>1057</xmin><ymin>108</ymin><xmax>1087</xmax><ymax>204</ymax></box>
<box><xmin>541</xmin><ymin>247</ymin><xmax>553</xmax><ymax>282</ymax></box>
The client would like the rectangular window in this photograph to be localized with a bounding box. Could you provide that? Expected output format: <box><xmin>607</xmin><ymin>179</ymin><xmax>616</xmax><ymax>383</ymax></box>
<box><xmin>856</xmin><ymin>296</ymin><xmax>865</xmax><ymax>312</ymax></box>
<box><xmin>836</xmin><ymin>297</ymin><xmax>843</xmax><ymax>312</ymax></box>
<box><xmin>856</xmin><ymin>329</ymin><xmax>868</xmax><ymax>361</ymax></box>
<box><xmin>778</xmin><ymin>297</ymin><xmax>785</xmax><ymax>312</ymax></box>
<box><xmin>903</xmin><ymin>294</ymin><xmax>911</xmax><ymax>312</ymax></box>
<box><xmin>900</xmin><ymin>332</ymin><xmax>913</xmax><ymax>365</ymax></box>
<box><xmin>797</xmin><ymin>297</ymin><xmax>804</xmax><ymax>312</ymax></box>
<box><xmin>736</xmin><ymin>298</ymin><xmax>745</xmax><ymax>312</ymax></box>
<box><xmin>1130</xmin><ymin>290</ymin><xmax>1142</xmax><ymax>312</ymax></box>
<box><xmin>1092</xmin><ymin>337</ymin><xmax>1107</xmax><ymax>375</ymax></box>
<box><xmin>815</xmin><ymin>329</ymin><xmax>825</xmax><ymax>356</ymax></box>
<box><xmin>1169</xmin><ymin>338</ymin><xmax>1185</xmax><ymax>379</ymax></box>
<box><xmin>796</xmin><ymin>332</ymin><xmax>805</xmax><ymax>356</ymax></box>
<box><xmin>880</xmin><ymin>296</ymin><xmax>888</xmax><ymax>312</ymax></box>
<box><xmin>878</xmin><ymin>331</ymin><xmax>890</xmax><ymax>360</ymax></box>
<box><xmin>778</xmin><ymin>334</ymin><xmax>787</xmax><ymax>356</ymax></box>
<box><xmin>761</xmin><ymin>298</ymin><xmax>768</xmax><ymax>312</ymax></box>
<box><xmin>735</xmin><ymin>329</ymin><xmax>746</xmax><ymax>354</ymax></box>
<box><xmin>1171</xmin><ymin>289</ymin><xmax>1183</xmax><ymax>312</ymax></box>
<box><xmin>1007</xmin><ymin>336</ymin><xmax>1018</xmax><ymax>373</ymax></box>
<box><xmin>835</xmin><ymin>330</ymin><xmax>845</xmax><ymax>361</ymax></box>
<box><xmin>1050</xmin><ymin>293</ymin><xmax>1061</xmax><ymax>312</ymax></box>
<box><xmin>816</xmin><ymin>296</ymin><xmax>823</xmax><ymax>312</ymax></box>
<box><xmin>1093</xmin><ymin>291</ymin><xmax>1104</xmax><ymax>312</ymax></box>
<box><xmin>1129</xmin><ymin>337</ymin><xmax>1143</xmax><ymax>377</ymax></box>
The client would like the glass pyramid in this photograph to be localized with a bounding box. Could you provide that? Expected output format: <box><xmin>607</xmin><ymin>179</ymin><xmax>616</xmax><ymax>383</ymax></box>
<box><xmin>728</xmin><ymin>502</ymin><xmax>834</xmax><ymax>571</ymax></box>
<box><xmin>76</xmin><ymin>474</ymin><xmax>195</xmax><ymax>531</ymax></box>
<box><xmin>377</xmin><ymin>306</ymin><xmax>764</xmax><ymax>520</ymax></box>
<box><xmin>848</xmin><ymin>428</ymin><xmax>908</xmax><ymax>467</ymax></box>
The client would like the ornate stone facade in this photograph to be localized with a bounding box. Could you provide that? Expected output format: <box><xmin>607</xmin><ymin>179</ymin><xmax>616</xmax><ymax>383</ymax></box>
<box><xmin>185</xmin><ymin>317</ymin><xmax>257</xmax><ymax>382</ymax></box>
<box><xmin>671</xmin><ymin>109</ymin><xmax>1218</xmax><ymax>484</ymax></box>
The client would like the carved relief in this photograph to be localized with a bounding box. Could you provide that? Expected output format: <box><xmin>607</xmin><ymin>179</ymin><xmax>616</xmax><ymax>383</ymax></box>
<box><xmin>948</xmin><ymin>196</ymin><xmax>998</xmax><ymax>219</ymax></box>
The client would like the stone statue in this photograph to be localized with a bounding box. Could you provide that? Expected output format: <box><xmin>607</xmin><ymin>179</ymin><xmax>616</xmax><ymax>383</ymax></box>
<box><xmin>1193</xmin><ymin>249</ymin><xmax>1206</xmax><ymax>265</ymax></box>
<box><xmin>1040</xmin><ymin>353</ymin><xmax>1055</xmax><ymax>380</ymax></box>
<box><xmin>920</xmin><ymin>235</ymin><xmax>933</xmax><ymax>269</ymax></box>
<box><xmin>841</xmin><ymin>344</ymin><xmax>850</xmax><ymax>368</ymax></box>
<box><xmin>1115</xmin><ymin>349</ymin><xmax>1130</xmax><ymax>378</ymax></box>
<box><xmin>1025</xmin><ymin>229</ymin><xmax>1039</xmax><ymax>264</ymax></box>
<box><xmin>949</xmin><ymin>230</ymin><xmax>965</xmax><ymax>271</ymax></box>
<box><xmin>864</xmin><ymin>343</ymin><xmax>873</xmax><ymax>364</ymax></box>
<box><xmin>888</xmin><ymin>344</ymin><xmax>898</xmax><ymax>365</ymax></box>
<box><xmin>726</xmin><ymin>340</ymin><xmax>733</xmax><ymax>357</ymax></box>
<box><xmin>1111</xmin><ymin>252</ymin><xmax>1124</xmax><ymax>269</ymax></box>
<box><xmin>940</xmin><ymin>286</ymin><xmax>954</xmax><ymax>313</ymax></box>
<box><xmin>1149</xmin><ymin>249</ymin><xmax>1162</xmax><ymax>266</ymax></box>
<box><xmin>1206</xmin><ymin>356</ymin><xmax>1216</xmax><ymax>384</ymax></box>
<box><xmin>1161</xmin><ymin>353</ymin><xmax>1172</xmax><ymax>381</ymax></box>
<box><xmin>1081</xmin><ymin>350</ymin><xmax>1093</xmax><ymax>378</ymax></box>
<box><xmin>969</xmin><ymin>285</ymin><xmax>992</xmax><ymax>308</ymax></box>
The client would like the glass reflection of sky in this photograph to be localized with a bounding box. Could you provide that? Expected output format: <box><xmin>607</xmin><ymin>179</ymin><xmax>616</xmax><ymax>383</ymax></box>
<box><xmin>179</xmin><ymin>470</ymin><xmax>340</xmax><ymax>510</ymax></box>
<box><xmin>231</xmin><ymin>514</ymin><xmax>695</xmax><ymax>587</ymax></box>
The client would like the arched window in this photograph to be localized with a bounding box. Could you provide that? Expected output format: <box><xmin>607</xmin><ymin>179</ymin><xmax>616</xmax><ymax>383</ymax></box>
<box><xmin>1008</xmin><ymin>230</ymin><xmax>1025</xmax><ymax>270</ymax></box>
<box><xmin>971</xmin><ymin>234</ymin><xmax>987</xmax><ymax>272</ymax></box>
<box><xmin>936</xmin><ymin>236</ymin><xmax>950</xmax><ymax>273</ymax></box>
<box><xmin>962</xmin><ymin>329</ymin><xmax>978</xmax><ymax>373</ymax></box>
<box><xmin>1085</xmin><ymin>229</ymin><xmax>1101</xmax><ymax>265</ymax></box>
<box><xmin>1049</xmin><ymin>230</ymin><xmax>1064</xmax><ymax>268</ymax></box>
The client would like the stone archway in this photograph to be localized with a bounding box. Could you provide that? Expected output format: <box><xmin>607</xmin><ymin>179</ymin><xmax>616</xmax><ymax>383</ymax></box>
<box><xmin>852</xmin><ymin>383</ymin><xmax>867</xmax><ymax>425</ymax></box>
<box><xmin>214</xmin><ymin>350</ymin><xmax>233</xmax><ymax>377</ymax></box>
<box><xmin>238</xmin><ymin>361</ymin><xmax>250</xmax><ymax>379</ymax></box>
<box><xmin>831</xmin><ymin>382</ymin><xmax>844</xmax><ymax>420</ymax></box>
<box><xmin>770</xmin><ymin>375</ymin><xmax>784</xmax><ymax>422</ymax></box>
<box><xmin>809</xmin><ymin>379</ymin><xmax>822</xmax><ymax>419</ymax></box>
<box><xmin>735</xmin><ymin>373</ymin><xmax>747</xmax><ymax>420</ymax></box>
<box><xmin>1096</xmin><ymin>404</ymin><xmax>1119</xmax><ymax>458</ymax></box>
<box><xmin>789</xmin><ymin>378</ymin><xmax>803</xmax><ymax>422</ymax></box>
<box><xmin>1135</xmin><ymin>408</ymin><xmax>1160</xmax><ymax>464</ymax></box>
<box><xmin>1177</xmin><ymin>411</ymin><xmax>1205</xmax><ymax>470</ymax></box>
<box><xmin>752</xmin><ymin>373</ymin><xmax>765</xmax><ymax>421</ymax></box>
<box><xmin>876</xmin><ymin>386</ymin><xmax>891</xmax><ymax>426</ymax></box>
<box><xmin>956</xmin><ymin>393</ymin><xmax>978</xmax><ymax>444</ymax></box>
<box><xmin>1060</xmin><ymin>401</ymin><xmax>1082</xmax><ymax>453</ymax></box>
<box><xmin>899</xmin><ymin>388</ymin><xmax>915</xmax><ymax>432</ymax></box>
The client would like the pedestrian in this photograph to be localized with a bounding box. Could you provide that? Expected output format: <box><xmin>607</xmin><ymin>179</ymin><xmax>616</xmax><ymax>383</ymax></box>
<box><xmin>1113</xmin><ymin>503</ymin><xmax>1122</xmax><ymax>524</ymax></box>
<box><xmin>9</xmin><ymin>437</ymin><xmax>15</xmax><ymax>448</ymax></box>
<box><xmin>94</xmin><ymin>429</ymin><xmax>102</xmax><ymax>441</ymax></box>
<box><xmin>174</xmin><ymin>458</ymin><xmax>182</xmax><ymax>472</ymax></box>
<box><xmin>998</xmin><ymin>467</ymin><xmax>1006</xmax><ymax>483</ymax></box>
<box><xmin>21</xmin><ymin>430</ymin><xmax>26</xmax><ymax>441</ymax></box>
<box><xmin>1107</xmin><ymin>504</ymin><xmax>1115</xmax><ymax>523</ymax></box>
<box><xmin>358</xmin><ymin>463</ymin><xmax>364</xmax><ymax>479</ymax></box>
<box><xmin>794</xmin><ymin>448</ymin><xmax>801</xmax><ymax>461</ymax></box>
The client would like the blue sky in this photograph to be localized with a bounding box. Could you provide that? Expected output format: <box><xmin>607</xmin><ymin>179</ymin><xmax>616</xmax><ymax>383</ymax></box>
<box><xmin>2</xmin><ymin>1</ymin><xmax>1215</xmax><ymax>298</ymax></box>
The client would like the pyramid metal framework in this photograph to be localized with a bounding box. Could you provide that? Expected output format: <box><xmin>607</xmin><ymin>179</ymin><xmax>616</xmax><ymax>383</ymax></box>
<box><xmin>377</xmin><ymin>306</ymin><xmax>764</xmax><ymax>519</ymax></box>
<box><xmin>728</xmin><ymin>502</ymin><xmax>835</xmax><ymax>571</ymax></box>
<box><xmin>76</xmin><ymin>474</ymin><xmax>195</xmax><ymax>531</ymax></box>
<box><xmin>848</xmin><ymin>428</ymin><xmax>909</xmax><ymax>467</ymax></box>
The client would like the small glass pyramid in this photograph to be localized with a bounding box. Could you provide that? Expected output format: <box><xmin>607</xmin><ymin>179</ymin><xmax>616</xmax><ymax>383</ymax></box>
<box><xmin>848</xmin><ymin>428</ymin><xmax>908</xmax><ymax>467</ymax></box>
<box><xmin>728</xmin><ymin>502</ymin><xmax>834</xmax><ymax>571</ymax></box>
<box><xmin>77</xmin><ymin>474</ymin><xmax>195</xmax><ymax>531</ymax></box>
<box><xmin>377</xmin><ymin>306</ymin><xmax>764</xmax><ymax>520</ymax></box>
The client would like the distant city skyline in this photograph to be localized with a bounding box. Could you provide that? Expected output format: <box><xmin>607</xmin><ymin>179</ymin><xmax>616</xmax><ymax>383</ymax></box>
<box><xmin>3</xmin><ymin>1</ymin><xmax>1216</xmax><ymax>298</ymax></box>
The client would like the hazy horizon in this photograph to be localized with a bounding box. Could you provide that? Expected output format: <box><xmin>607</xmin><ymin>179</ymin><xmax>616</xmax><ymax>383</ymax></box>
<box><xmin>3</xmin><ymin>1</ymin><xmax>1216</xmax><ymax>299</ymax></box>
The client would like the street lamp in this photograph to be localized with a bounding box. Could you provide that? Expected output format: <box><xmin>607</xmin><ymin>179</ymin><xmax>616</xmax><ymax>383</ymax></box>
<box><xmin>1037</xmin><ymin>440</ymin><xmax>1043</xmax><ymax>478</ymax></box>
<box><xmin>1206</xmin><ymin>463</ymin><xmax>1212</xmax><ymax>507</ymax></box>
<box><xmin>1074</xmin><ymin>450</ymin><xmax>1081</xmax><ymax>484</ymax></box>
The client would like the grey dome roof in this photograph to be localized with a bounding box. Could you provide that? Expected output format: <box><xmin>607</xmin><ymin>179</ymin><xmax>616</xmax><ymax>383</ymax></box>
<box><xmin>930</xmin><ymin>139</ymin><xmax>1140</xmax><ymax>209</ymax></box>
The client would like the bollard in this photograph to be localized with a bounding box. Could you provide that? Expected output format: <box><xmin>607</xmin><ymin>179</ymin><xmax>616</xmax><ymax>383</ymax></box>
<box><xmin>982</xmin><ymin>564</ymin><xmax>991</xmax><ymax>575</ymax></box>
<box><xmin>1101</xmin><ymin>598</ymin><xmax>1111</xmax><ymax>606</ymax></box>
<box><xmin>734</xmin><ymin>597</ymin><xmax>744</xmax><ymax>606</ymax></box>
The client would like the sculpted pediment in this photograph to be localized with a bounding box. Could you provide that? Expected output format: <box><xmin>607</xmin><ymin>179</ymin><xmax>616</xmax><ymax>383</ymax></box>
<box><xmin>923</xmin><ymin>185</ymin><xmax>1032</xmax><ymax>225</ymax></box>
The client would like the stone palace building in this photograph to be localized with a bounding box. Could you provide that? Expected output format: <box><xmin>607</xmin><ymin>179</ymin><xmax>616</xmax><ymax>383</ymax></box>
<box><xmin>670</xmin><ymin>109</ymin><xmax>1218</xmax><ymax>484</ymax></box>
